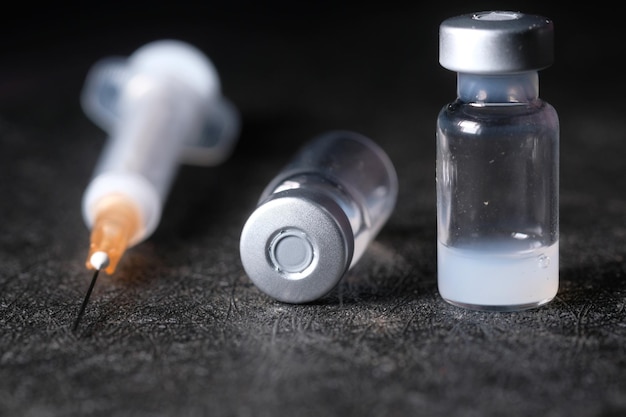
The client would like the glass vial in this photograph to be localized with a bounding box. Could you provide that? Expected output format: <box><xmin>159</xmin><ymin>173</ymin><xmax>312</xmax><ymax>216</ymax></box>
<box><xmin>240</xmin><ymin>130</ymin><xmax>398</xmax><ymax>303</ymax></box>
<box><xmin>436</xmin><ymin>11</ymin><xmax>559</xmax><ymax>311</ymax></box>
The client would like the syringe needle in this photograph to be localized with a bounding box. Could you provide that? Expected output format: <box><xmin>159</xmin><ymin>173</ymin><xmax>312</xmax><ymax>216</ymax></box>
<box><xmin>72</xmin><ymin>268</ymin><xmax>101</xmax><ymax>332</ymax></box>
<box><xmin>72</xmin><ymin>251</ymin><xmax>111</xmax><ymax>332</ymax></box>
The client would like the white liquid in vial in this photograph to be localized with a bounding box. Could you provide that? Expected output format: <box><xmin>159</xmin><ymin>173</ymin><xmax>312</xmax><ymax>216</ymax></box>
<box><xmin>437</xmin><ymin>241</ymin><xmax>559</xmax><ymax>310</ymax></box>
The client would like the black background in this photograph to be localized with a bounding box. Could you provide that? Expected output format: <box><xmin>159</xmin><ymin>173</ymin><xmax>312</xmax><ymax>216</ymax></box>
<box><xmin>1</xmin><ymin>2</ymin><xmax>625</xmax><ymax>416</ymax></box>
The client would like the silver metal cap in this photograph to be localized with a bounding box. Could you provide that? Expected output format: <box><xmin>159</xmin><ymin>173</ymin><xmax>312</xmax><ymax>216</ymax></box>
<box><xmin>439</xmin><ymin>11</ymin><xmax>554</xmax><ymax>74</ymax></box>
<box><xmin>240</xmin><ymin>188</ymin><xmax>354</xmax><ymax>304</ymax></box>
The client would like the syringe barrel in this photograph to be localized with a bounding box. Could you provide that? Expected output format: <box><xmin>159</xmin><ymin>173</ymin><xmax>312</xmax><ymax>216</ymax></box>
<box><xmin>81</xmin><ymin>40</ymin><xmax>239</xmax><ymax>247</ymax></box>
<box><xmin>83</xmin><ymin>76</ymin><xmax>205</xmax><ymax>244</ymax></box>
<box><xmin>100</xmin><ymin>77</ymin><xmax>204</xmax><ymax>199</ymax></box>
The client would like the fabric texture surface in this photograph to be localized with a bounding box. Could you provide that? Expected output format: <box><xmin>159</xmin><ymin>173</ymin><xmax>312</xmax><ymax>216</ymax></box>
<box><xmin>1</xmin><ymin>3</ymin><xmax>624</xmax><ymax>416</ymax></box>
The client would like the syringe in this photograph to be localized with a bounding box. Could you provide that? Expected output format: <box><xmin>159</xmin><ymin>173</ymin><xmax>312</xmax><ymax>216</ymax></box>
<box><xmin>72</xmin><ymin>40</ymin><xmax>240</xmax><ymax>331</ymax></box>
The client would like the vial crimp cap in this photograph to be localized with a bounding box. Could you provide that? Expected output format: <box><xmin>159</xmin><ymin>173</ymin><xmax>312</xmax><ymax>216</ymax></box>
<box><xmin>240</xmin><ymin>188</ymin><xmax>354</xmax><ymax>304</ymax></box>
<box><xmin>439</xmin><ymin>11</ymin><xmax>554</xmax><ymax>74</ymax></box>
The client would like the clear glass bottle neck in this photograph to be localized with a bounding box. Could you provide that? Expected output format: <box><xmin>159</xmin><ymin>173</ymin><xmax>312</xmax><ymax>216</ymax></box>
<box><xmin>457</xmin><ymin>72</ymin><xmax>539</xmax><ymax>103</ymax></box>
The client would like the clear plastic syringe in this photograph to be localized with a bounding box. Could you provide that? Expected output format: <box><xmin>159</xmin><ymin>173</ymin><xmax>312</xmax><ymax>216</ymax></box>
<box><xmin>72</xmin><ymin>40</ymin><xmax>240</xmax><ymax>331</ymax></box>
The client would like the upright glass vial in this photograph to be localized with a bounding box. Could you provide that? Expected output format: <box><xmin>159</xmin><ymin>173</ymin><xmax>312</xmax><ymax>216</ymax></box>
<box><xmin>436</xmin><ymin>11</ymin><xmax>559</xmax><ymax>310</ymax></box>
<box><xmin>240</xmin><ymin>131</ymin><xmax>398</xmax><ymax>303</ymax></box>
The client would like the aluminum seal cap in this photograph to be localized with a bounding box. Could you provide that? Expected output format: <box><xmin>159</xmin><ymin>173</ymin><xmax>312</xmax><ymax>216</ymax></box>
<box><xmin>240</xmin><ymin>188</ymin><xmax>354</xmax><ymax>304</ymax></box>
<box><xmin>439</xmin><ymin>11</ymin><xmax>554</xmax><ymax>74</ymax></box>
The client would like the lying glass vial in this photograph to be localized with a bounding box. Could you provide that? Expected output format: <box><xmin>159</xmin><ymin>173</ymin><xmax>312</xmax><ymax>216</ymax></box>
<box><xmin>240</xmin><ymin>131</ymin><xmax>398</xmax><ymax>303</ymax></box>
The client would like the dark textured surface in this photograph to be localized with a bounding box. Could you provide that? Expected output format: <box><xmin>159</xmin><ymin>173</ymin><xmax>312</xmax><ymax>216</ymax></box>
<box><xmin>1</xmin><ymin>3</ymin><xmax>625</xmax><ymax>416</ymax></box>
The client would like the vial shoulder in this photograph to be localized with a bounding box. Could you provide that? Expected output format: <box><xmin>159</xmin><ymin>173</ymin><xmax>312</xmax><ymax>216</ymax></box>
<box><xmin>438</xmin><ymin>98</ymin><xmax>558</xmax><ymax>127</ymax></box>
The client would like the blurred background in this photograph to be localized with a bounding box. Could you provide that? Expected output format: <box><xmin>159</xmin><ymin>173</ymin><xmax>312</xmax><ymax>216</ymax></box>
<box><xmin>1</xmin><ymin>1</ymin><xmax>625</xmax><ymax>416</ymax></box>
